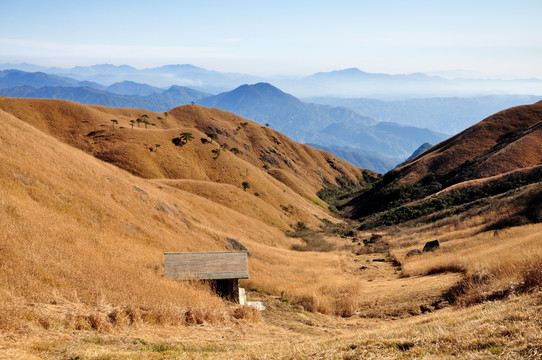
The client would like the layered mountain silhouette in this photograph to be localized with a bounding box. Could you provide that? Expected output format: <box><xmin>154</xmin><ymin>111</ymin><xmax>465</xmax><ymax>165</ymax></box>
<box><xmin>307</xmin><ymin>95</ymin><xmax>542</xmax><ymax>134</ymax></box>
<box><xmin>0</xmin><ymin>85</ymin><xmax>208</xmax><ymax>111</ymax></box>
<box><xmin>0</xmin><ymin>70</ymin><xmax>448</xmax><ymax>172</ymax></box>
<box><xmin>306</xmin><ymin>143</ymin><xmax>400</xmax><ymax>174</ymax></box>
<box><xmin>105</xmin><ymin>80</ymin><xmax>163</xmax><ymax>96</ymax></box>
<box><xmin>3</xmin><ymin>65</ymin><xmax>540</xmax><ymax>173</ymax></box>
<box><xmin>3</xmin><ymin>63</ymin><xmax>541</xmax><ymax>98</ymax></box>
<box><xmin>198</xmin><ymin>82</ymin><xmax>375</xmax><ymax>134</ymax></box>
<box><xmin>0</xmin><ymin>63</ymin><xmax>262</xmax><ymax>93</ymax></box>
<box><xmin>0</xmin><ymin>69</ymin><xmax>104</xmax><ymax>89</ymax></box>
<box><xmin>198</xmin><ymin>83</ymin><xmax>447</xmax><ymax>162</ymax></box>
<box><xmin>278</xmin><ymin>68</ymin><xmax>542</xmax><ymax>98</ymax></box>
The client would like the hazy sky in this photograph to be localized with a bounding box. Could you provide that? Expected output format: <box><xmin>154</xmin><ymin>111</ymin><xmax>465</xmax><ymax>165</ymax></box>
<box><xmin>1</xmin><ymin>0</ymin><xmax>541</xmax><ymax>78</ymax></box>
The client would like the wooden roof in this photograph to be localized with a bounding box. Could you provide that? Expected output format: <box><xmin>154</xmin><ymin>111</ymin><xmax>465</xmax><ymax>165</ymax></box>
<box><xmin>164</xmin><ymin>251</ymin><xmax>249</xmax><ymax>280</ymax></box>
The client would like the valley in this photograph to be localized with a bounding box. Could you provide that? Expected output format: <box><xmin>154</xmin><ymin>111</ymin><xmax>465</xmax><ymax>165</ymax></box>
<box><xmin>0</xmin><ymin>97</ymin><xmax>541</xmax><ymax>359</ymax></box>
<box><xmin>2</xmin><ymin>0</ymin><xmax>542</xmax><ymax>356</ymax></box>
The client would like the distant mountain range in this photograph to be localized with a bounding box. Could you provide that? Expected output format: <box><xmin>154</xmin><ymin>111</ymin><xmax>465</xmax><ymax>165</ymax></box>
<box><xmin>197</xmin><ymin>83</ymin><xmax>447</xmax><ymax>162</ymax></box>
<box><xmin>280</xmin><ymin>68</ymin><xmax>542</xmax><ymax>98</ymax></box>
<box><xmin>306</xmin><ymin>95</ymin><xmax>542</xmax><ymax>134</ymax></box>
<box><xmin>0</xmin><ymin>64</ymin><xmax>261</xmax><ymax>94</ymax></box>
<box><xmin>0</xmin><ymin>69</ymin><xmax>449</xmax><ymax>171</ymax></box>
<box><xmin>0</xmin><ymin>70</ymin><xmax>210</xmax><ymax>112</ymax></box>
<box><xmin>0</xmin><ymin>69</ymin><xmax>103</xmax><ymax>89</ymax></box>
<box><xmin>0</xmin><ymin>84</ymin><xmax>210</xmax><ymax>112</ymax></box>
<box><xmin>198</xmin><ymin>82</ymin><xmax>376</xmax><ymax>135</ymax></box>
<box><xmin>2</xmin><ymin>63</ymin><xmax>541</xmax><ymax>99</ymax></box>
<box><xmin>1</xmin><ymin>65</ymin><xmax>540</xmax><ymax>172</ymax></box>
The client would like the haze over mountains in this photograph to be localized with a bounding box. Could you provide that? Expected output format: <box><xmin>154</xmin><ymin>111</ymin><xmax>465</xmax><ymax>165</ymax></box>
<box><xmin>1</xmin><ymin>63</ymin><xmax>541</xmax><ymax>173</ymax></box>
<box><xmin>198</xmin><ymin>83</ymin><xmax>447</xmax><ymax>166</ymax></box>
<box><xmin>307</xmin><ymin>95</ymin><xmax>542</xmax><ymax>134</ymax></box>
<box><xmin>282</xmin><ymin>68</ymin><xmax>542</xmax><ymax>98</ymax></box>
<box><xmin>2</xmin><ymin>63</ymin><xmax>541</xmax><ymax>98</ymax></box>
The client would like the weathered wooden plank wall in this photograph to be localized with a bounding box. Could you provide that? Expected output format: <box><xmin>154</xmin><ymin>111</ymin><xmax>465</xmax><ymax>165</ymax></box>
<box><xmin>164</xmin><ymin>251</ymin><xmax>249</xmax><ymax>280</ymax></box>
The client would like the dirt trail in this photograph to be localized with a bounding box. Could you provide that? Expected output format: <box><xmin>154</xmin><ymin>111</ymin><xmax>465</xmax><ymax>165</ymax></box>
<box><xmin>329</xmin><ymin>233</ymin><xmax>463</xmax><ymax>318</ymax></box>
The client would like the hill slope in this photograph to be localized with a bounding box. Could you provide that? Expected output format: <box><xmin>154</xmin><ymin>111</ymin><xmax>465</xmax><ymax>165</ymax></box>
<box><xmin>0</xmin><ymin>97</ymin><xmax>380</xmax><ymax>334</ymax></box>
<box><xmin>0</xmin><ymin>97</ymin><xmax>376</xmax><ymax>216</ymax></box>
<box><xmin>1</xmin><ymin>98</ymin><xmax>541</xmax><ymax>360</ymax></box>
<box><xmin>344</xmin><ymin>101</ymin><xmax>542</xmax><ymax>223</ymax></box>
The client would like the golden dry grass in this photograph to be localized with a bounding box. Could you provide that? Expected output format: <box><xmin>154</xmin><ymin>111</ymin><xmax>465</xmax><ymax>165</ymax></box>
<box><xmin>1</xmin><ymin>98</ymin><xmax>542</xmax><ymax>359</ymax></box>
<box><xmin>390</xmin><ymin>202</ymin><xmax>542</xmax><ymax>311</ymax></box>
<box><xmin>2</xmin><ymin>290</ymin><xmax>540</xmax><ymax>359</ymax></box>
<box><xmin>396</xmin><ymin>101</ymin><xmax>542</xmax><ymax>184</ymax></box>
<box><xmin>0</xmin><ymin>97</ymin><xmax>375</xmax><ymax>196</ymax></box>
<box><xmin>0</xmin><ymin>102</ymin><xmax>381</xmax><ymax>333</ymax></box>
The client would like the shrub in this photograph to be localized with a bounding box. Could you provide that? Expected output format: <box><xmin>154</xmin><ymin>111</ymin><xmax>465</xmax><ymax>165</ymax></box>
<box><xmin>521</xmin><ymin>257</ymin><xmax>542</xmax><ymax>291</ymax></box>
<box><xmin>232</xmin><ymin>306</ymin><xmax>261</xmax><ymax>322</ymax></box>
<box><xmin>309</xmin><ymin>196</ymin><xmax>325</xmax><ymax>208</ymax></box>
<box><xmin>242</xmin><ymin>181</ymin><xmax>250</xmax><ymax>191</ymax></box>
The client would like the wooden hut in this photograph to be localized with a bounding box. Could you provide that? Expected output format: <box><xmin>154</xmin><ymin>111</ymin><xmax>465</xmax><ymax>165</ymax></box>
<box><xmin>164</xmin><ymin>251</ymin><xmax>249</xmax><ymax>302</ymax></box>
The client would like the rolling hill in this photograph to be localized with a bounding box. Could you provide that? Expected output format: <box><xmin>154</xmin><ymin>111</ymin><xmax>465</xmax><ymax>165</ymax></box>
<box><xmin>0</xmin><ymin>71</ymin><xmax>448</xmax><ymax>171</ymax></box>
<box><xmin>343</xmin><ymin>101</ymin><xmax>542</xmax><ymax>225</ymax></box>
<box><xmin>1</xmin><ymin>98</ymin><xmax>541</xmax><ymax>359</ymax></box>
<box><xmin>0</xmin><ymin>97</ymin><xmax>379</xmax><ymax>338</ymax></box>
<box><xmin>0</xmin><ymin>97</ymin><xmax>375</xmax><ymax>213</ymax></box>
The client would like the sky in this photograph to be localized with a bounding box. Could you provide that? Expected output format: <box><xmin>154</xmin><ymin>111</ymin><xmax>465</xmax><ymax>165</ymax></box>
<box><xmin>1</xmin><ymin>0</ymin><xmax>541</xmax><ymax>78</ymax></box>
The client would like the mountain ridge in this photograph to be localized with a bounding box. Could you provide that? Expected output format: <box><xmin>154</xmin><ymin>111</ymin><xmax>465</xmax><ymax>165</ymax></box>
<box><xmin>3</xmin><ymin>63</ymin><xmax>541</xmax><ymax>98</ymax></box>
<box><xmin>2</xmin><ymin>68</ymin><xmax>538</xmax><ymax>173</ymax></box>
<box><xmin>0</xmin><ymin>73</ymin><xmax>447</xmax><ymax>171</ymax></box>
<box><xmin>343</xmin><ymin>101</ymin><xmax>542</xmax><ymax>223</ymax></box>
<box><xmin>0</xmin><ymin>97</ymin><xmax>376</xmax><ymax>201</ymax></box>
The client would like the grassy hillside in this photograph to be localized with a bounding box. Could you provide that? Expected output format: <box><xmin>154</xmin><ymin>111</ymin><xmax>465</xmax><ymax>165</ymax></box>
<box><xmin>0</xmin><ymin>98</ymin><xmax>541</xmax><ymax>359</ymax></box>
<box><xmin>0</xmin><ymin>98</ymin><xmax>378</xmax><ymax>331</ymax></box>
<box><xmin>345</xmin><ymin>101</ymin><xmax>542</xmax><ymax>223</ymax></box>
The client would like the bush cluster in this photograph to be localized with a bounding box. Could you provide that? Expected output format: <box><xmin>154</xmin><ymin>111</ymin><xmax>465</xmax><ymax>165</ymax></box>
<box><xmin>375</xmin><ymin>178</ymin><xmax>535</xmax><ymax>226</ymax></box>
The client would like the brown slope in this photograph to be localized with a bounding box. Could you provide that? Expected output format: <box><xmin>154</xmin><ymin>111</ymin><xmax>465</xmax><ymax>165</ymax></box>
<box><xmin>346</xmin><ymin>100</ymin><xmax>542</xmax><ymax>220</ymax></box>
<box><xmin>395</xmin><ymin>100</ymin><xmax>542</xmax><ymax>185</ymax></box>
<box><xmin>0</xmin><ymin>98</ymin><xmax>377</xmax><ymax>213</ymax></box>
<box><xmin>0</xmin><ymin>104</ymin><xmax>374</xmax><ymax>331</ymax></box>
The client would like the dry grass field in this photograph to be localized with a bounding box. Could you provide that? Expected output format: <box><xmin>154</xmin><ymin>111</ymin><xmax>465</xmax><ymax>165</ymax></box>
<box><xmin>1</xmin><ymin>98</ymin><xmax>541</xmax><ymax>359</ymax></box>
